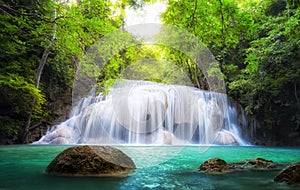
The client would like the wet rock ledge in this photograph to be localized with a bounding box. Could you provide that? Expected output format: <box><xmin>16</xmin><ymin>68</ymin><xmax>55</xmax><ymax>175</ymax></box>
<box><xmin>46</xmin><ymin>145</ymin><xmax>136</xmax><ymax>177</ymax></box>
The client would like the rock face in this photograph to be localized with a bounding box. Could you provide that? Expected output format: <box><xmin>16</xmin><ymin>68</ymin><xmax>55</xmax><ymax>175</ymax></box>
<box><xmin>28</xmin><ymin>89</ymin><xmax>72</xmax><ymax>144</ymax></box>
<box><xmin>214</xmin><ymin>130</ymin><xmax>238</xmax><ymax>145</ymax></box>
<box><xmin>46</xmin><ymin>146</ymin><xmax>136</xmax><ymax>177</ymax></box>
<box><xmin>274</xmin><ymin>162</ymin><xmax>300</xmax><ymax>186</ymax></box>
<box><xmin>199</xmin><ymin>158</ymin><xmax>241</xmax><ymax>173</ymax></box>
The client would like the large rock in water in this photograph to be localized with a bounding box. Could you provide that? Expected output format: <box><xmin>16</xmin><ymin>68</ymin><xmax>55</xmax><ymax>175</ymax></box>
<box><xmin>46</xmin><ymin>146</ymin><xmax>136</xmax><ymax>176</ymax></box>
<box><xmin>274</xmin><ymin>162</ymin><xmax>300</xmax><ymax>186</ymax></box>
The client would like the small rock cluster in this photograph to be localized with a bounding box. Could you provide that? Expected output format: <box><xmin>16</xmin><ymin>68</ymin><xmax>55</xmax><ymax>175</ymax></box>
<box><xmin>199</xmin><ymin>158</ymin><xmax>300</xmax><ymax>187</ymax></box>
<box><xmin>242</xmin><ymin>157</ymin><xmax>275</xmax><ymax>169</ymax></box>
<box><xmin>199</xmin><ymin>157</ymin><xmax>274</xmax><ymax>174</ymax></box>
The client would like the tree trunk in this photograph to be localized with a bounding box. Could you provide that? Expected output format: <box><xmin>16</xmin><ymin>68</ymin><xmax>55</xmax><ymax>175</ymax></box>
<box><xmin>20</xmin><ymin>38</ymin><xmax>55</xmax><ymax>144</ymax></box>
<box><xmin>20</xmin><ymin>0</ymin><xmax>57</xmax><ymax>143</ymax></box>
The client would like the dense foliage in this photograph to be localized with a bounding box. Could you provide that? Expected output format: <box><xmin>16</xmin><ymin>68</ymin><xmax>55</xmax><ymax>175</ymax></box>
<box><xmin>0</xmin><ymin>0</ymin><xmax>299</xmax><ymax>145</ymax></box>
<box><xmin>0</xmin><ymin>0</ymin><xmax>120</xmax><ymax>143</ymax></box>
<box><xmin>162</xmin><ymin>0</ymin><xmax>300</xmax><ymax>145</ymax></box>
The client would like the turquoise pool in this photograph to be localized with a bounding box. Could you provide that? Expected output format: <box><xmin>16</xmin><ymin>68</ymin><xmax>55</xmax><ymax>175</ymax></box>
<box><xmin>0</xmin><ymin>145</ymin><xmax>299</xmax><ymax>190</ymax></box>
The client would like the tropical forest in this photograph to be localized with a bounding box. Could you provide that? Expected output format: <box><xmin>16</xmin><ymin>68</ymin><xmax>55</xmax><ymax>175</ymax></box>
<box><xmin>0</xmin><ymin>0</ymin><xmax>300</xmax><ymax>189</ymax></box>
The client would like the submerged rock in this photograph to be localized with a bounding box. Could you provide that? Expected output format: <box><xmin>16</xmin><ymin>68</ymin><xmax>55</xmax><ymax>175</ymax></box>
<box><xmin>199</xmin><ymin>157</ymin><xmax>275</xmax><ymax>174</ymax></box>
<box><xmin>242</xmin><ymin>158</ymin><xmax>275</xmax><ymax>169</ymax></box>
<box><xmin>274</xmin><ymin>162</ymin><xmax>300</xmax><ymax>186</ymax></box>
<box><xmin>46</xmin><ymin>145</ymin><xmax>136</xmax><ymax>177</ymax></box>
<box><xmin>199</xmin><ymin>158</ymin><xmax>242</xmax><ymax>173</ymax></box>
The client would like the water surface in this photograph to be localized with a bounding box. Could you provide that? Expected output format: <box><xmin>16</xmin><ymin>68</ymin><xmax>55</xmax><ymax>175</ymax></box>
<box><xmin>0</xmin><ymin>145</ymin><xmax>299</xmax><ymax>190</ymax></box>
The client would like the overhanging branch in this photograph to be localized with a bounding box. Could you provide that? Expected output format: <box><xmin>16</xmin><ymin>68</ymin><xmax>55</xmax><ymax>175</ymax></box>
<box><xmin>0</xmin><ymin>4</ymin><xmax>66</xmax><ymax>23</ymax></box>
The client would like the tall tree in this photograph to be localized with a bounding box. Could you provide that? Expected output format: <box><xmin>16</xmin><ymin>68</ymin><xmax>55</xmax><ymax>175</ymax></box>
<box><xmin>0</xmin><ymin>0</ymin><xmax>121</xmax><ymax>143</ymax></box>
<box><xmin>0</xmin><ymin>0</ymin><xmax>55</xmax><ymax>143</ymax></box>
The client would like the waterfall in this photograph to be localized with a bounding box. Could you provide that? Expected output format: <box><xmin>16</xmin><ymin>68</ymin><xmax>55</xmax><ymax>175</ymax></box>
<box><xmin>35</xmin><ymin>80</ymin><xmax>249</xmax><ymax>145</ymax></box>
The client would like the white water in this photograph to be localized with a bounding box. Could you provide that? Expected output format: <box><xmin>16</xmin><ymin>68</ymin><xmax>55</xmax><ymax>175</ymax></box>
<box><xmin>35</xmin><ymin>80</ymin><xmax>249</xmax><ymax>145</ymax></box>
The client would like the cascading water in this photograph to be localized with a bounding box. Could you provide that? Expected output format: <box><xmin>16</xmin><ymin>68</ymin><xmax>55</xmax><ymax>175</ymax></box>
<box><xmin>35</xmin><ymin>80</ymin><xmax>249</xmax><ymax>145</ymax></box>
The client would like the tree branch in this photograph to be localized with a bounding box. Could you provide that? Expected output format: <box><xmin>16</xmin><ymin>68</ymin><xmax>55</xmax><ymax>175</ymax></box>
<box><xmin>35</xmin><ymin>37</ymin><xmax>56</xmax><ymax>88</ymax></box>
<box><xmin>29</xmin><ymin>121</ymin><xmax>42</xmax><ymax>131</ymax></box>
<box><xmin>191</xmin><ymin>0</ymin><xmax>198</xmax><ymax>25</ymax></box>
<box><xmin>0</xmin><ymin>7</ymin><xmax>12</xmax><ymax>15</ymax></box>
<box><xmin>218</xmin><ymin>0</ymin><xmax>225</xmax><ymax>37</ymax></box>
<box><xmin>295</xmin><ymin>83</ymin><xmax>299</xmax><ymax>106</ymax></box>
<box><xmin>0</xmin><ymin>4</ymin><xmax>66</xmax><ymax>23</ymax></box>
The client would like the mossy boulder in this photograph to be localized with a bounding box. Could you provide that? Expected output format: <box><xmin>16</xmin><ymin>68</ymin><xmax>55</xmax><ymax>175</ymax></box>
<box><xmin>46</xmin><ymin>145</ymin><xmax>136</xmax><ymax>177</ymax></box>
<box><xmin>274</xmin><ymin>162</ymin><xmax>300</xmax><ymax>186</ymax></box>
